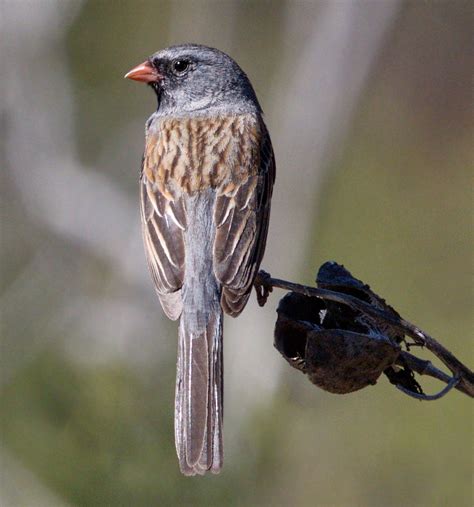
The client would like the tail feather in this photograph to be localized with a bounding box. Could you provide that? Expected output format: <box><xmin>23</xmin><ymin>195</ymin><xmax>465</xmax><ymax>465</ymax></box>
<box><xmin>175</xmin><ymin>309</ymin><xmax>223</xmax><ymax>475</ymax></box>
<box><xmin>208</xmin><ymin>311</ymin><xmax>223</xmax><ymax>473</ymax></box>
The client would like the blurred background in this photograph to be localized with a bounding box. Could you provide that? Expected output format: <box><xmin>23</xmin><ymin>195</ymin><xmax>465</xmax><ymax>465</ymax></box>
<box><xmin>1</xmin><ymin>1</ymin><xmax>472</xmax><ymax>506</ymax></box>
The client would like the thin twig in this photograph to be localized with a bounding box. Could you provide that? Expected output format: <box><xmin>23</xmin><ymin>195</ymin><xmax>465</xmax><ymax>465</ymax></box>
<box><xmin>395</xmin><ymin>375</ymin><xmax>460</xmax><ymax>401</ymax></box>
<box><xmin>254</xmin><ymin>271</ymin><xmax>474</xmax><ymax>398</ymax></box>
<box><xmin>397</xmin><ymin>352</ymin><xmax>451</xmax><ymax>384</ymax></box>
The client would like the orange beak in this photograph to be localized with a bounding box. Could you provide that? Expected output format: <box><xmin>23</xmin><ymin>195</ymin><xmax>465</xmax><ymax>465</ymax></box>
<box><xmin>124</xmin><ymin>61</ymin><xmax>162</xmax><ymax>83</ymax></box>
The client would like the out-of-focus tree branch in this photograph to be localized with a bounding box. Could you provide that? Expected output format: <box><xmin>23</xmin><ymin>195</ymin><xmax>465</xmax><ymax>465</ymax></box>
<box><xmin>270</xmin><ymin>0</ymin><xmax>401</xmax><ymax>268</ymax></box>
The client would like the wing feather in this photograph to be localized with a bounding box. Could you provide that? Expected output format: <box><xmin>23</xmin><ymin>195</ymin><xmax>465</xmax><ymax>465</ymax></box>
<box><xmin>140</xmin><ymin>148</ymin><xmax>186</xmax><ymax>320</ymax></box>
<box><xmin>214</xmin><ymin>120</ymin><xmax>275</xmax><ymax>316</ymax></box>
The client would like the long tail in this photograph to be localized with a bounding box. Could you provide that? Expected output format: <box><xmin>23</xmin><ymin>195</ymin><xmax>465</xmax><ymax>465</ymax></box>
<box><xmin>175</xmin><ymin>303</ymin><xmax>223</xmax><ymax>475</ymax></box>
<box><xmin>175</xmin><ymin>189</ymin><xmax>224</xmax><ymax>475</ymax></box>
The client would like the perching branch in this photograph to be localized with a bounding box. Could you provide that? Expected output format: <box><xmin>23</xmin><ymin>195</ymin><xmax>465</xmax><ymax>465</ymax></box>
<box><xmin>254</xmin><ymin>263</ymin><xmax>473</xmax><ymax>399</ymax></box>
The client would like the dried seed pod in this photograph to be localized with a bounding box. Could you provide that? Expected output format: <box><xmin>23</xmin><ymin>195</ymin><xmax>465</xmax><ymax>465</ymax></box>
<box><xmin>274</xmin><ymin>291</ymin><xmax>400</xmax><ymax>394</ymax></box>
<box><xmin>304</xmin><ymin>328</ymin><xmax>400</xmax><ymax>393</ymax></box>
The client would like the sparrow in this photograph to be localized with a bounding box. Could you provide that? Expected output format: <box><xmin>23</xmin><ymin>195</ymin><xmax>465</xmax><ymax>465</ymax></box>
<box><xmin>125</xmin><ymin>44</ymin><xmax>275</xmax><ymax>476</ymax></box>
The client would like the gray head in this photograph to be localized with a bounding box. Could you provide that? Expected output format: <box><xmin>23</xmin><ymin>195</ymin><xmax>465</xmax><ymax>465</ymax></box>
<box><xmin>125</xmin><ymin>44</ymin><xmax>262</xmax><ymax>117</ymax></box>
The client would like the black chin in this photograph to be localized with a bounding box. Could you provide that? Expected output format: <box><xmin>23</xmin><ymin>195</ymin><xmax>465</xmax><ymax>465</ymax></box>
<box><xmin>149</xmin><ymin>82</ymin><xmax>162</xmax><ymax>110</ymax></box>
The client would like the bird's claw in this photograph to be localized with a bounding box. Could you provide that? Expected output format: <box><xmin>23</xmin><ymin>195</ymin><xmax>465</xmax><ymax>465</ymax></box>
<box><xmin>254</xmin><ymin>270</ymin><xmax>273</xmax><ymax>307</ymax></box>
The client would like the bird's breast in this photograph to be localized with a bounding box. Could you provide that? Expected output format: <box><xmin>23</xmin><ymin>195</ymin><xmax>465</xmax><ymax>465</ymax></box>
<box><xmin>143</xmin><ymin>114</ymin><xmax>261</xmax><ymax>197</ymax></box>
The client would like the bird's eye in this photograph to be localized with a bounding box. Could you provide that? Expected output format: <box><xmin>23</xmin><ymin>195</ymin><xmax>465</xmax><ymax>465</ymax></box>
<box><xmin>171</xmin><ymin>59</ymin><xmax>190</xmax><ymax>75</ymax></box>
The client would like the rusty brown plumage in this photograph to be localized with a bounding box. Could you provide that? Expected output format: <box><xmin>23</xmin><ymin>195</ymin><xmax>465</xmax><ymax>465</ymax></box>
<box><xmin>144</xmin><ymin>115</ymin><xmax>262</xmax><ymax>194</ymax></box>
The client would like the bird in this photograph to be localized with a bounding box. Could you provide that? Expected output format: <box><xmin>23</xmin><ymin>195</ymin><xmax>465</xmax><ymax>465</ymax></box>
<box><xmin>125</xmin><ymin>44</ymin><xmax>275</xmax><ymax>476</ymax></box>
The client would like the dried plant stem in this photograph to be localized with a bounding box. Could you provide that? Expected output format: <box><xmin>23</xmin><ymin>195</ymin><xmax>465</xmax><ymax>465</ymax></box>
<box><xmin>254</xmin><ymin>271</ymin><xmax>474</xmax><ymax>398</ymax></box>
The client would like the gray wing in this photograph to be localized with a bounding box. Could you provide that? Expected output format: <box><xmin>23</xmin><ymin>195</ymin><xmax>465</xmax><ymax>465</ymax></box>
<box><xmin>140</xmin><ymin>158</ymin><xmax>187</xmax><ymax>320</ymax></box>
<box><xmin>213</xmin><ymin>121</ymin><xmax>275</xmax><ymax>316</ymax></box>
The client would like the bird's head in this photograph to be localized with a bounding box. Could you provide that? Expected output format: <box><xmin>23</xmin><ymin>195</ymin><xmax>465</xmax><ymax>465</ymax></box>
<box><xmin>125</xmin><ymin>44</ymin><xmax>261</xmax><ymax>116</ymax></box>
